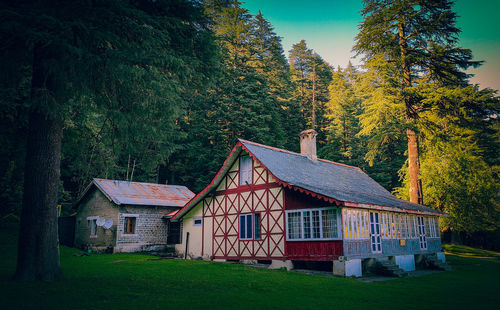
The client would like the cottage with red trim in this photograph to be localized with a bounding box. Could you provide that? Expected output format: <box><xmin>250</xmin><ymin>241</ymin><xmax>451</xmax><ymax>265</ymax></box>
<box><xmin>171</xmin><ymin>130</ymin><xmax>448</xmax><ymax>277</ymax></box>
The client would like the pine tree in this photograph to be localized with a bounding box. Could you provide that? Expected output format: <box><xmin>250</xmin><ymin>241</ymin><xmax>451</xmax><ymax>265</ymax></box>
<box><xmin>354</xmin><ymin>0</ymin><xmax>480</xmax><ymax>204</ymax></box>
<box><xmin>289</xmin><ymin>40</ymin><xmax>332</xmax><ymax>138</ymax></box>
<box><xmin>1</xmin><ymin>0</ymin><xmax>218</xmax><ymax>281</ymax></box>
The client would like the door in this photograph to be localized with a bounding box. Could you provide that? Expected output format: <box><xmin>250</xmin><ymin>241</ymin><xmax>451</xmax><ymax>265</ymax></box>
<box><xmin>369</xmin><ymin>212</ymin><xmax>382</xmax><ymax>253</ymax></box>
<box><xmin>417</xmin><ymin>216</ymin><xmax>427</xmax><ymax>250</ymax></box>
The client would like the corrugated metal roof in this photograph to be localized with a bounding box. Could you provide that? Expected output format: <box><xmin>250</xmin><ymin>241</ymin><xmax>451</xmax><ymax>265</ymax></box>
<box><xmin>90</xmin><ymin>178</ymin><xmax>194</xmax><ymax>207</ymax></box>
<box><xmin>239</xmin><ymin>139</ymin><xmax>443</xmax><ymax>214</ymax></box>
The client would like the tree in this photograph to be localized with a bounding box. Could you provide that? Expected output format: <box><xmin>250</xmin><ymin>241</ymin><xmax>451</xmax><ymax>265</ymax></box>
<box><xmin>167</xmin><ymin>1</ymin><xmax>296</xmax><ymax>192</ymax></box>
<box><xmin>322</xmin><ymin>61</ymin><xmax>406</xmax><ymax>190</ymax></box>
<box><xmin>394</xmin><ymin>84</ymin><xmax>500</xmax><ymax>236</ymax></box>
<box><xmin>289</xmin><ymin>40</ymin><xmax>332</xmax><ymax>136</ymax></box>
<box><xmin>1</xmin><ymin>0</ymin><xmax>218</xmax><ymax>281</ymax></box>
<box><xmin>354</xmin><ymin>0</ymin><xmax>480</xmax><ymax>204</ymax></box>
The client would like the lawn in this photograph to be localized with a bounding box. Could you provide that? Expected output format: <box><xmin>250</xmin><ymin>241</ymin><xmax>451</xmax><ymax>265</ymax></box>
<box><xmin>1</xmin><ymin>223</ymin><xmax>498</xmax><ymax>310</ymax></box>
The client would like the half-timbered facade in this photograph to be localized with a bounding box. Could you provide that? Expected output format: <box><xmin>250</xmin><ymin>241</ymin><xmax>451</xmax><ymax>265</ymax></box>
<box><xmin>173</xmin><ymin>130</ymin><xmax>447</xmax><ymax>276</ymax></box>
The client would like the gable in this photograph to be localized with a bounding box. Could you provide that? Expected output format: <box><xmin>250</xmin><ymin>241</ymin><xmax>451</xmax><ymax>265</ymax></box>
<box><xmin>175</xmin><ymin>139</ymin><xmax>444</xmax><ymax>220</ymax></box>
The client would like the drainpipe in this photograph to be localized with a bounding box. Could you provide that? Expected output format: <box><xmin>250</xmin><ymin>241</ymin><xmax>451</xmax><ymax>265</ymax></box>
<box><xmin>184</xmin><ymin>232</ymin><xmax>190</xmax><ymax>259</ymax></box>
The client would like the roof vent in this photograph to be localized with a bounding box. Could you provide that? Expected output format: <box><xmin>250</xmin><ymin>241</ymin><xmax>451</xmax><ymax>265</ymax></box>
<box><xmin>299</xmin><ymin>129</ymin><xmax>318</xmax><ymax>161</ymax></box>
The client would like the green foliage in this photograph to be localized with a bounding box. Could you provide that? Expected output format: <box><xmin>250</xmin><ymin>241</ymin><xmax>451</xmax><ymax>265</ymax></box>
<box><xmin>289</xmin><ymin>40</ymin><xmax>332</xmax><ymax>134</ymax></box>
<box><xmin>168</xmin><ymin>1</ymin><xmax>297</xmax><ymax>192</ymax></box>
<box><xmin>1</xmin><ymin>0</ymin><xmax>221</xmax><ymax>198</ymax></box>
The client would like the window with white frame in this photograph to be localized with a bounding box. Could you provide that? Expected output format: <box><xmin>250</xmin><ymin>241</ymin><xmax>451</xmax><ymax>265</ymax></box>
<box><xmin>193</xmin><ymin>217</ymin><xmax>202</xmax><ymax>226</ymax></box>
<box><xmin>239</xmin><ymin>156</ymin><xmax>252</xmax><ymax>185</ymax></box>
<box><xmin>87</xmin><ymin>216</ymin><xmax>98</xmax><ymax>237</ymax></box>
<box><xmin>239</xmin><ymin>213</ymin><xmax>260</xmax><ymax>240</ymax></box>
<box><xmin>286</xmin><ymin>208</ymin><xmax>340</xmax><ymax>241</ymax></box>
<box><xmin>343</xmin><ymin>209</ymin><xmax>370</xmax><ymax>240</ymax></box>
<box><xmin>427</xmin><ymin>217</ymin><xmax>440</xmax><ymax>238</ymax></box>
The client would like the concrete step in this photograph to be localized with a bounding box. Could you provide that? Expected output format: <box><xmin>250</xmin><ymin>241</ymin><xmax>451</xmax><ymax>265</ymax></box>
<box><xmin>373</xmin><ymin>261</ymin><xmax>408</xmax><ymax>278</ymax></box>
<box><xmin>425</xmin><ymin>256</ymin><xmax>452</xmax><ymax>271</ymax></box>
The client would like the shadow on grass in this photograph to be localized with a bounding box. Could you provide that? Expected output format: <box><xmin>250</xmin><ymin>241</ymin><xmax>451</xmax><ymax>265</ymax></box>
<box><xmin>443</xmin><ymin>244</ymin><xmax>500</xmax><ymax>260</ymax></box>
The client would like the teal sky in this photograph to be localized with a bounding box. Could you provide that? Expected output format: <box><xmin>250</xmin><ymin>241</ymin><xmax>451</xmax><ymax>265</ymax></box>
<box><xmin>243</xmin><ymin>0</ymin><xmax>500</xmax><ymax>91</ymax></box>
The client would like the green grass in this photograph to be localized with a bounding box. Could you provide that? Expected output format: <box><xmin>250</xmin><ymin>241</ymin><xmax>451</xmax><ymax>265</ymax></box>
<box><xmin>1</xmin><ymin>223</ymin><xmax>498</xmax><ymax>310</ymax></box>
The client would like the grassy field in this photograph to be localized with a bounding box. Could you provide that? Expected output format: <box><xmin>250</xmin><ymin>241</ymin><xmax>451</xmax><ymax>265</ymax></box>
<box><xmin>1</xmin><ymin>223</ymin><xmax>498</xmax><ymax>310</ymax></box>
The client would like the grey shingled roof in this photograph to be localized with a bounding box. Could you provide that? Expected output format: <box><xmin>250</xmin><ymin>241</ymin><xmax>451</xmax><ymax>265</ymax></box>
<box><xmin>240</xmin><ymin>139</ymin><xmax>443</xmax><ymax>215</ymax></box>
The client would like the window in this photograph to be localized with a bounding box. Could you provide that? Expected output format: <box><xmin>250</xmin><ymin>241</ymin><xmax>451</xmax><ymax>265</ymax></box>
<box><xmin>239</xmin><ymin>213</ymin><xmax>260</xmax><ymax>240</ymax></box>
<box><xmin>91</xmin><ymin>219</ymin><xmax>97</xmax><ymax>237</ymax></box>
<box><xmin>287</xmin><ymin>212</ymin><xmax>301</xmax><ymax>239</ymax></box>
<box><xmin>254</xmin><ymin>213</ymin><xmax>261</xmax><ymax>240</ymax></box>
<box><xmin>239</xmin><ymin>156</ymin><xmax>253</xmax><ymax>185</ymax></box>
<box><xmin>343</xmin><ymin>209</ymin><xmax>370</xmax><ymax>240</ymax></box>
<box><xmin>124</xmin><ymin>217</ymin><xmax>136</xmax><ymax>234</ymax></box>
<box><xmin>193</xmin><ymin>217</ymin><xmax>202</xmax><ymax>226</ymax></box>
<box><xmin>286</xmin><ymin>208</ymin><xmax>340</xmax><ymax>241</ymax></box>
<box><xmin>87</xmin><ymin>216</ymin><xmax>98</xmax><ymax>237</ymax></box>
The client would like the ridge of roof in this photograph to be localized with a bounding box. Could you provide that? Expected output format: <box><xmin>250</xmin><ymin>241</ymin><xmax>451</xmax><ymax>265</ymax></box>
<box><xmin>93</xmin><ymin>178</ymin><xmax>189</xmax><ymax>189</ymax></box>
<box><xmin>238</xmin><ymin>139</ymin><xmax>361</xmax><ymax>170</ymax></box>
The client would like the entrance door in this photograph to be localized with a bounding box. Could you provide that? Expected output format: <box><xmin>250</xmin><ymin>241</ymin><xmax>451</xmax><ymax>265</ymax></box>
<box><xmin>417</xmin><ymin>216</ymin><xmax>427</xmax><ymax>250</ymax></box>
<box><xmin>369</xmin><ymin>212</ymin><xmax>382</xmax><ymax>253</ymax></box>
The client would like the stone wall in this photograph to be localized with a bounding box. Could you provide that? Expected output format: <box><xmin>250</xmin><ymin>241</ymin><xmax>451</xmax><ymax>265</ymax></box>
<box><xmin>115</xmin><ymin>205</ymin><xmax>176</xmax><ymax>253</ymax></box>
<box><xmin>74</xmin><ymin>189</ymin><xmax>119</xmax><ymax>251</ymax></box>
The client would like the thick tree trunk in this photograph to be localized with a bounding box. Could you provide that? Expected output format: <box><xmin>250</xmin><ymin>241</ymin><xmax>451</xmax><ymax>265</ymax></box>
<box><xmin>13</xmin><ymin>44</ymin><xmax>64</xmax><ymax>281</ymax></box>
<box><xmin>13</xmin><ymin>112</ymin><xmax>64</xmax><ymax>281</ymax></box>
<box><xmin>407</xmin><ymin>128</ymin><xmax>423</xmax><ymax>204</ymax></box>
<box><xmin>399</xmin><ymin>22</ymin><xmax>423</xmax><ymax>204</ymax></box>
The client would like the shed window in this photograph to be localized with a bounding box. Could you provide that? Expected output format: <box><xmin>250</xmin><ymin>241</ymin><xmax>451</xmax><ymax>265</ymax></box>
<box><xmin>90</xmin><ymin>219</ymin><xmax>97</xmax><ymax>237</ymax></box>
<box><xmin>193</xmin><ymin>217</ymin><xmax>202</xmax><ymax>226</ymax></box>
<box><xmin>239</xmin><ymin>213</ymin><xmax>260</xmax><ymax>240</ymax></box>
<box><xmin>124</xmin><ymin>217</ymin><xmax>136</xmax><ymax>234</ymax></box>
<box><xmin>239</xmin><ymin>156</ymin><xmax>253</xmax><ymax>185</ymax></box>
<box><xmin>286</xmin><ymin>207</ymin><xmax>340</xmax><ymax>241</ymax></box>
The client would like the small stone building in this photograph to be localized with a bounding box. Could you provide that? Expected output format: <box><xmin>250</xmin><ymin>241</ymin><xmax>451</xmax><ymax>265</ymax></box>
<box><xmin>74</xmin><ymin>178</ymin><xmax>194</xmax><ymax>253</ymax></box>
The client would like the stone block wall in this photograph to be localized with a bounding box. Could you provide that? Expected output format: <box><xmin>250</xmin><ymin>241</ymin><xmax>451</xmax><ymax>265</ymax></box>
<box><xmin>115</xmin><ymin>205</ymin><xmax>176</xmax><ymax>252</ymax></box>
<box><xmin>74</xmin><ymin>190</ymin><xmax>118</xmax><ymax>251</ymax></box>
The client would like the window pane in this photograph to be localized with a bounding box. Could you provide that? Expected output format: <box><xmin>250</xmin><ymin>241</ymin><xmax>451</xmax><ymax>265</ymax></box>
<box><xmin>303</xmin><ymin>211</ymin><xmax>311</xmax><ymax>239</ymax></box>
<box><xmin>321</xmin><ymin>209</ymin><xmax>337</xmax><ymax>238</ymax></box>
<box><xmin>240</xmin><ymin>215</ymin><xmax>246</xmax><ymax>239</ymax></box>
<box><xmin>287</xmin><ymin>212</ymin><xmax>301</xmax><ymax>239</ymax></box>
<box><xmin>312</xmin><ymin>211</ymin><xmax>320</xmax><ymax>238</ymax></box>
<box><xmin>246</xmin><ymin>214</ymin><xmax>252</xmax><ymax>239</ymax></box>
<box><xmin>239</xmin><ymin>156</ymin><xmax>252</xmax><ymax>185</ymax></box>
<box><xmin>254</xmin><ymin>213</ymin><xmax>261</xmax><ymax>240</ymax></box>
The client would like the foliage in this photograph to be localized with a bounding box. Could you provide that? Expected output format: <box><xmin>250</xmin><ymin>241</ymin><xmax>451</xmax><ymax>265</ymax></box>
<box><xmin>289</xmin><ymin>40</ymin><xmax>332</xmax><ymax>135</ymax></box>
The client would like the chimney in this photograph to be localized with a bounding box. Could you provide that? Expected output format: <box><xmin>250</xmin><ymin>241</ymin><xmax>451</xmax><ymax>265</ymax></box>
<box><xmin>299</xmin><ymin>129</ymin><xmax>318</xmax><ymax>161</ymax></box>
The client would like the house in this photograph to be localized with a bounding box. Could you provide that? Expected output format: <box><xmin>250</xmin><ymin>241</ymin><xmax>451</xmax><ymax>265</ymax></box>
<box><xmin>172</xmin><ymin>130</ymin><xmax>447</xmax><ymax>277</ymax></box>
<box><xmin>74</xmin><ymin>178</ymin><xmax>194</xmax><ymax>253</ymax></box>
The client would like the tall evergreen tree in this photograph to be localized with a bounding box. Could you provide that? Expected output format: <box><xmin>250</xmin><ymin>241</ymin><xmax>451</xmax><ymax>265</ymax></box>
<box><xmin>289</xmin><ymin>40</ymin><xmax>332</xmax><ymax>138</ymax></box>
<box><xmin>354</xmin><ymin>0</ymin><xmax>480</xmax><ymax>204</ymax></box>
<box><xmin>1</xmin><ymin>0</ymin><xmax>218</xmax><ymax>281</ymax></box>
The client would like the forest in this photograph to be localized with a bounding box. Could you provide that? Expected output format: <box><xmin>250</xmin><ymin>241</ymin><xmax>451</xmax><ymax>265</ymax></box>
<box><xmin>0</xmin><ymin>0</ymin><xmax>498</xmax><ymax>280</ymax></box>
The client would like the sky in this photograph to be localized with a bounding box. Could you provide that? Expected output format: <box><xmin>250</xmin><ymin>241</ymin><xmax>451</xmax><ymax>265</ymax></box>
<box><xmin>243</xmin><ymin>0</ymin><xmax>500</xmax><ymax>91</ymax></box>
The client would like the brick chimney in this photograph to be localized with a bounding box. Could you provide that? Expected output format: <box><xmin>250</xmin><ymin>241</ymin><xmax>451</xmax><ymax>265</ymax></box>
<box><xmin>299</xmin><ymin>129</ymin><xmax>318</xmax><ymax>161</ymax></box>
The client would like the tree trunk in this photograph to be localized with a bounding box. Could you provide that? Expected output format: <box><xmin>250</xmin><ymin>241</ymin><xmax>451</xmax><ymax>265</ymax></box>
<box><xmin>399</xmin><ymin>22</ymin><xmax>423</xmax><ymax>204</ymax></box>
<box><xmin>407</xmin><ymin>128</ymin><xmax>422</xmax><ymax>204</ymax></box>
<box><xmin>13</xmin><ymin>44</ymin><xmax>64</xmax><ymax>281</ymax></box>
<box><xmin>312</xmin><ymin>65</ymin><xmax>316</xmax><ymax>129</ymax></box>
<box><xmin>13</xmin><ymin>112</ymin><xmax>64</xmax><ymax>281</ymax></box>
